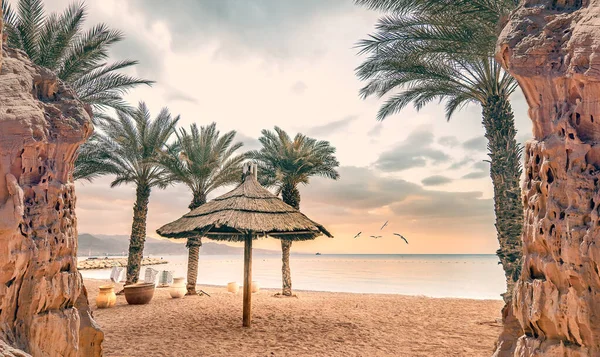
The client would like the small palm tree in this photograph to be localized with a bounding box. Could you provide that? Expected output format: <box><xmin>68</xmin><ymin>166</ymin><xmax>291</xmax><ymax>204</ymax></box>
<box><xmin>2</xmin><ymin>0</ymin><xmax>153</xmax><ymax>118</ymax></box>
<box><xmin>75</xmin><ymin>102</ymin><xmax>179</xmax><ymax>285</ymax></box>
<box><xmin>247</xmin><ymin>127</ymin><xmax>340</xmax><ymax>296</ymax></box>
<box><xmin>160</xmin><ymin>123</ymin><xmax>245</xmax><ymax>295</ymax></box>
<box><xmin>355</xmin><ymin>0</ymin><xmax>522</xmax><ymax>353</ymax></box>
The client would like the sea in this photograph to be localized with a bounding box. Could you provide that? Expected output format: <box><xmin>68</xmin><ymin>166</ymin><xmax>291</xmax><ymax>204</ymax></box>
<box><xmin>79</xmin><ymin>254</ymin><xmax>506</xmax><ymax>300</ymax></box>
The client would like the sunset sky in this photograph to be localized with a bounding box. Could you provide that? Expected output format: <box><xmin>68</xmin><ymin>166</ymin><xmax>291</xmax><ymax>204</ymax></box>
<box><xmin>45</xmin><ymin>0</ymin><xmax>534</xmax><ymax>254</ymax></box>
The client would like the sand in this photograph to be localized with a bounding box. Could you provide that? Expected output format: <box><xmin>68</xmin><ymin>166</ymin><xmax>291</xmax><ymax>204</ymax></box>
<box><xmin>84</xmin><ymin>279</ymin><xmax>504</xmax><ymax>357</ymax></box>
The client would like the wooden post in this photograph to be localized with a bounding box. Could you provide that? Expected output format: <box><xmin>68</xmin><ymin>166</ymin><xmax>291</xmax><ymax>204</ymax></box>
<box><xmin>242</xmin><ymin>232</ymin><xmax>253</xmax><ymax>327</ymax></box>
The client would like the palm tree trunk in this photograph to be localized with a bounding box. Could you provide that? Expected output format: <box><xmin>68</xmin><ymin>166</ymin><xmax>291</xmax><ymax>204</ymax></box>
<box><xmin>280</xmin><ymin>183</ymin><xmax>300</xmax><ymax>296</ymax></box>
<box><xmin>186</xmin><ymin>238</ymin><xmax>201</xmax><ymax>295</ymax></box>
<box><xmin>482</xmin><ymin>94</ymin><xmax>524</xmax><ymax>356</ymax></box>
<box><xmin>125</xmin><ymin>183</ymin><xmax>151</xmax><ymax>285</ymax></box>
<box><xmin>185</xmin><ymin>193</ymin><xmax>206</xmax><ymax>295</ymax></box>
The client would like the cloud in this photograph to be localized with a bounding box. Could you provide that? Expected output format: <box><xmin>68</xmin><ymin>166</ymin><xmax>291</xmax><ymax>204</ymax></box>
<box><xmin>462</xmin><ymin>136</ymin><xmax>487</xmax><ymax>152</ymax></box>
<box><xmin>307</xmin><ymin>116</ymin><xmax>357</xmax><ymax>137</ymax></box>
<box><xmin>301</xmin><ymin>166</ymin><xmax>492</xmax><ymax>222</ymax></box>
<box><xmin>374</xmin><ymin>130</ymin><xmax>451</xmax><ymax>172</ymax></box>
<box><xmin>462</xmin><ymin>171</ymin><xmax>488</xmax><ymax>179</ymax></box>
<box><xmin>438</xmin><ymin>136</ymin><xmax>460</xmax><ymax>148</ymax></box>
<box><xmin>235</xmin><ymin>132</ymin><xmax>262</xmax><ymax>152</ymax></box>
<box><xmin>473</xmin><ymin>161</ymin><xmax>489</xmax><ymax>171</ymax></box>
<box><xmin>367</xmin><ymin>124</ymin><xmax>383</xmax><ymax>137</ymax></box>
<box><xmin>164</xmin><ymin>86</ymin><xmax>199</xmax><ymax>104</ymax></box>
<box><xmin>127</xmin><ymin>0</ymin><xmax>359</xmax><ymax>60</ymax></box>
<box><xmin>517</xmin><ymin>132</ymin><xmax>531</xmax><ymax>147</ymax></box>
<box><xmin>448</xmin><ymin>157</ymin><xmax>474</xmax><ymax>170</ymax></box>
<box><xmin>390</xmin><ymin>191</ymin><xmax>492</xmax><ymax>220</ymax></box>
<box><xmin>290</xmin><ymin>81</ymin><xmax>307</xmax><ymax>95</ymax></box>
<box><xmin>421</xmin><ymin>175</ymin><xmax>453</xmax><ymax>186</ymax></box>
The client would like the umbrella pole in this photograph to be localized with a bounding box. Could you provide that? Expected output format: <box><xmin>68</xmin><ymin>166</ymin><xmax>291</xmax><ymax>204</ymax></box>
<box><xmin>243</xmin><ymin>232</ymin><xmax>253</xmax><ymax>327</ymax></box>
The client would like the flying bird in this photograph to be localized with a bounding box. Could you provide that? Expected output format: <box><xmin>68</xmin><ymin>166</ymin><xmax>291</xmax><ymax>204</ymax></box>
<box><xmin>353</xmin><ymin>232</ymin><xmax>362</xmax><ymax>239</ymax></box>
<box><xmin>380</xmin><ymin>220</ymin><xmax>389</xmax><ymax>230</ymax></box>
<box><xmin>394</xmin><ymin>233</ymin><xmax>409</xmax><ymax>244</ymax></box>
<box><xmin>370</xmin><ymin>235</ymin><xmax>382</xmax><ymax>239</ymax></box>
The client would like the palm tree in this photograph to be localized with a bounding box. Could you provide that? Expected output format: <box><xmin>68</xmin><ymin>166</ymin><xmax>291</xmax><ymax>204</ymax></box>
<box><xmin>75</xmin><ymin>102</ymin><xmax>179</xmax><ymax>285</ymax></box>
<box><xmin>247</xmin><ymin>127</ymin><xmax>340</xmax><ymax>296</ymax></box>
<box><xmin>355</xmin><ymin>0</ymin><xmax>522</xmax><ymax>353</ymax></box>
<box><xmin>2</xmin><ymin>0</ymin><xmax>153</xmax><ymax>118</ymax></box>
<box><xmin>160</xmin><ymin>123</ymin><xmax>245</xmax><ymax>295</ymax></box>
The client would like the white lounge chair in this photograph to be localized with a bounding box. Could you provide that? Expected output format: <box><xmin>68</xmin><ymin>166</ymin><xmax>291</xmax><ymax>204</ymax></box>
<box><xmin>110</xmin><ymin>267</ymin><xmax>124</xmax><ymax>283</ymax></box>
<box><xmin>157</xmin><ymin>270</ymin><xmax>174</xmax><ymax>287</ymax></box>
<box><xmin>144</xmin><ymin>267</ymin><xmax>159</xmax><ymax>284</ymax></box>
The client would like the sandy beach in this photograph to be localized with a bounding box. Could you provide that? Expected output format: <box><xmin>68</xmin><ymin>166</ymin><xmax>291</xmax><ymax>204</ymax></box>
<box><xmin>85</xmin><ymin>279</ymin><xmax>503</xmax><ymax>357</ymax></box>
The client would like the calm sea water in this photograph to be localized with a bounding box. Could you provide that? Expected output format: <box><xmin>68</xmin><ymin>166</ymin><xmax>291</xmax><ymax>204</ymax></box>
<box><xmin>80</xmin><ymin>254</ymin><xmax>506</xmax><ymax>300</ymax></box>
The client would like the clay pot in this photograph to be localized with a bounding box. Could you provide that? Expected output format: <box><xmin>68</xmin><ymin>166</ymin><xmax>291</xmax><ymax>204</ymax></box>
<box><xmin>227</xmin><ymin>282</ymin><xmax>239</xmax><ymax>294</ymax></box>
<box><xmin>124</xmin><ymin>283</ymin><xmax>155</xmax><ymax>305</ymax></box>
<box><xmin>96</xmin><ymin>285</ymin><xmax>116</xmax><ymax>308</ymax></box>
<box><xmin>169</xmin><ymin>277</ymin><xmax>186</xmax><ymax>298</ymax></box>
<box><xmin>251</xmin><ymin>281</ymin><xmax>260</xmax><ymax>293</ymax></box>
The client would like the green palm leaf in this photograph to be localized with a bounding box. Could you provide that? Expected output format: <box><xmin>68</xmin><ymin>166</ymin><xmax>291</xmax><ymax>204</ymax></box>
<box><xmin>2</xmin><ymin>0</ymin><xmax>154</xmax><ymax>118</ymax></box>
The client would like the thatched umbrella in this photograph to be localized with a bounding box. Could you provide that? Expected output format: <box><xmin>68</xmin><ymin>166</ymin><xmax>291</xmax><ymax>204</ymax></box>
<box><xmin>156</xmin><ymin>162</ymin><xmax>332</xmax><ymax>327</ymax></box>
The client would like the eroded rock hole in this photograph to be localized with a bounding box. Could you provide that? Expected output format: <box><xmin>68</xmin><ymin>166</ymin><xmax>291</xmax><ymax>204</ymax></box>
<box><xmin>5</xmin><ymin>278</ymin><xmax>15</xmax><ymax>288</ymax></box>
<box><xmin>576</xmin><ymin>113</ymin><xmax>581</xmax><ymax>125</ymax></box>
<box><xmin>591</xmin><ymin>199</ymin><xmax>595</xmax><ymax>210</ymax></box>
<box><xmin>550</xmin><ymin>224</ymin><xmax>556</xmax><ymax>235</ymax></box>
<box><xmin>535</xmin><ymin>155</ymin><xmax>541</xmax><ymax>165</ymax></box>
<box><xmin>547</xmin><ymin>168</ymin><xmax>555</xmax><ymax>183</ymax></box>
<box><xmin>569</xmin><ymin>133</ymin><xmax>575</xmax><ymax>140</ymax></box>
<box><xmin>529</xmin><ymin>264</ymin><xmax>546</xmax><ymax>280</ymax></box>
<box><xmin>592</xmin><ymin>115</ymin><xmax>595</xmax><ymax>123</ymax></box>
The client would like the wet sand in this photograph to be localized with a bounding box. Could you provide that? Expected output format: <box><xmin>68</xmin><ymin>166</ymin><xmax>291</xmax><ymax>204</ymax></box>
<box><xmin>84</xmin><ymin>279</ymin><xmax>504</xmax><ymax>357</ymax></box>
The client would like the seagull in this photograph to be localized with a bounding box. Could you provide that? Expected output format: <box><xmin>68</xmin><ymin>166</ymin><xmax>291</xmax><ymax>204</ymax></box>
<box><xmin>353</xmin><ymin>232</ymin><xmax>362</xmax><ymax>239</ymax></box>
<box><xmin>370</xmin><ymin>235</ymin><xmax>382</xmax><ymax>239</ymax></box>
<box><xmin>380</xmin><ymin>220</ymin><xmax>389</xmax><ymax>230</ymax></box>
<box><xmin>394</xmin><ymin>233</ymin><xmax>409</xmax><ymax>244</ymax></box>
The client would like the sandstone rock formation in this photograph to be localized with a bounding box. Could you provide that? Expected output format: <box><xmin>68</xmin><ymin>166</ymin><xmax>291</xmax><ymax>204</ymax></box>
<box><xmin>497</xmin><ymin>0</ymin><xmax>600</xmax><ymax>355</ymax></box>
<box><xmin>0</xmin><ymin>43</ymin><xmax>103</xmax><ymax>355</ymax></box>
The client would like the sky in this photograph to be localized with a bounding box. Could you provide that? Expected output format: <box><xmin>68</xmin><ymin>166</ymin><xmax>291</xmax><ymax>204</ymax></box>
<box><xmin>44</xmin><ymin>0</ymin><xmax>534</xmax><ymax>254</ymax></box>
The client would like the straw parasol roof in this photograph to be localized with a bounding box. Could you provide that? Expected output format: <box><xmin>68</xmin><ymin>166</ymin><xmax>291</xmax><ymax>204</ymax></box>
<box><xmin>156</xmin><ymin>164</ymin><xmax>333</xmax><ymax>241</ymax></box>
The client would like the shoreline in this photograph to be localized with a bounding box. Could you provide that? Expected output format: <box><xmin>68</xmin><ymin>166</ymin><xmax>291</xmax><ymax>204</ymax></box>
<box><xmin>83</xmin><ymin>278</ymin><xmax>503</xmax><ymax>301</ymax></box>
<box><xmin>77</xmin><ymin>257</ymin><xmax>168</xmax><ymax>270</ymax></box>
<box><xmin>84</xmin><ymin>278</ymin><xmax>503</xmax><ymax>356</ymax></box>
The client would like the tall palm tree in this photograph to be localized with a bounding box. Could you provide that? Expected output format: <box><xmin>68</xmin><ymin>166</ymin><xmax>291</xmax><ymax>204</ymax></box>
<box><xmin>160</xmin><ymin>123</ymin><xmax>245</xmax><ymax>295</ymax></box>
<box><xmin>2</xmin><ymin>0</ymin><xmax>153</xmax><ymax>118</ymax></box>
<box><xmin>355</xmin><ymin>0</ymin><xmax>522</xmax><ymax>354</ymax></box>
<box><xmin>247</xmin><ymin>127</ymin><xmax>339</xmax><ymax>296</ymax></box>
<box><xmin>75</xmin><ymin>102</ymin><xmax>179</xmax><ymax>285</ymax></box>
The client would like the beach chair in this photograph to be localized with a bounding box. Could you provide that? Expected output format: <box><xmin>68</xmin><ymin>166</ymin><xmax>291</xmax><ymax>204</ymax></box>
<box><xmin>110</xmin><ymin>267</ymin><xmax>124</xmax><ymax>283</ymax></box>
<box><xmin>144</xmin><ymin>267</ymin><xmax>159</xmax><ymax>284</ymax></box>
<box><xmin>157</xmin><ymin>270</ymin><xmax>174</xmax><ymax>287</ymax></box>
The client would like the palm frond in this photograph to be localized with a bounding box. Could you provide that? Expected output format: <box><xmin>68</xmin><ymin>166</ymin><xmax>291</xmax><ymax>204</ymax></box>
<box><xmin>75</xmin><ymin>102</ymin><xmax>179</xmax><ymax>189</ymax></box>
<box><xmin>250</xmin><ymin>127</ymin><xmax>340</xmax><ymax>195</ymax></box>
<box><xmin>2</xmin><ymin>0</ymin><xmax>151</xmax><ymax>120</ymax></box>
<box><xmin>16</xmin><ymin>0</ymin><xmax>44</xmax><ymax>59</ymax></box>
<box><xmin>355</xmin><ymin>0</ymin><xmax>517</xmax><ymax>121</ymax></box>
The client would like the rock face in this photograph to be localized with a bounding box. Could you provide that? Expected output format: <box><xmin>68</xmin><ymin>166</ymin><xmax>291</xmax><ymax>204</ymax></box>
<box><xmin>0</xmin><ymin>45</ymin><xmax>103</xmax><ymax>355</ymax></box>
<box><xmin>497</xmin><ymin>1</ymin><xmax>600</xmax><ymax>355</ymax></box>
